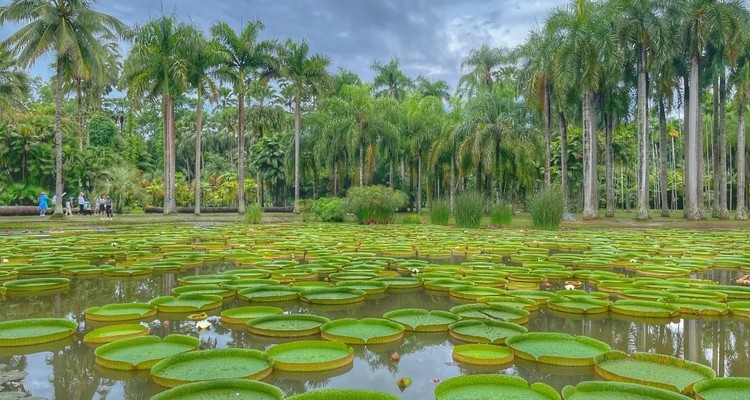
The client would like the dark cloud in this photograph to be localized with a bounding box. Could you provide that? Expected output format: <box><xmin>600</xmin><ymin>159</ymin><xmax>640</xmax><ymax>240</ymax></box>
<box><xmin>1</xmin><ymin>0</ymin><xmax>567</xmax><ymax>89</ymax></box>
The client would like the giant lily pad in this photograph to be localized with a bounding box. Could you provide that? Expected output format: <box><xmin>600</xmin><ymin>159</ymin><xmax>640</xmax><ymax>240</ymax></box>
<box><xmin>149</xmin><ymin>379</ymin><xmax>284</xmax><ymax>400</ymax></box>
<box><xmin>178</xmin><ymin>274</ymin><xmax>237</xmax><ymax>286</ymax></box>
<box><xmin>320</xmin><ymin>318</ymin><xmax>404</xmax><ymax>344</ymax></box>
<box><xmin>246</xmin><ymin>314</ymin><xmax>330</xmax><ymax>337</ymax></box>
<box><xmin>594</xmin><ymin>351</ymin><xmax>716</xmax><ymax>394</ymax></box>
<box><xmin>434</xmin><ymin>374</ymin><xmax>560</xmax><ymax>400</ymax></box>
<box><xmin>505</xmin><ymin>332</ymin><xmax>610</xmax><ymax>366</ymax></box>
<box><xmin>382</xmin><ymin>309</ymin><xmax>461</xmax><ymax>332</ymax></box>
<box><xmin>728</xmin><ymin>301</ymin><xmax>750</xmax><ymax>317</ymax></box>
<box><xmin>171</xmin><ymin>284</ymin><xmax>236</xmax><ymax>299</ymax></box>
<box><xmin>3</xmin><ymin>278</ymin><xmax>70</xmax><ymax>295</ymax></box>
<box><xmin>286</xmin><ymin>389</ymin><xmax>400</xmax><ymax>400</ymax></box>
<box><xmin>83</xmin><ymin>324</ymin><xmax>149</xmax><ymax>345</ymax></box>
<box><xmin>85</xmin><ymin>303</ymin><xmax>157</xmax><ymax>322</ymax></box>
<box><xmin>335</xmin><ymin>280</ymin><xmax>388</xmax><ymax>295</ymax></box>
<box><xmin>221</xmin><ymin>306</ymin><xmax>283</xmax><ymax>325</ymax></box>
<box><xmin>562</xmin><ymin>381</ymin><xmax>692</xmax><ymax>400</ymax></box>
<box><xmin>609</xmin><ymin>300</ymin><xmax>679</xmax><ymax>318</ymax></box>
<box><xmin>94</xmin><ymin>334</ymin><xmax>199</xmax><ymax>370</ymax></box>
<box><xmin>449</xmin><ymin>303</ymin><xmax>530</xmax><ymax>324</ymax></box>
<box><xmin>448</xmin><ymin>320</ymin><xmax>527</xmax><ymax>344</ymax></box>
<box><xmin>237</xmin><ymin>286</ymin><xmax>301</xmax><ymax>302</ymax></box>
<box><xmin>150</xmin><ymin>348</ymin><xmax>273</xmax><ymax>387</ymax></box>
<box><xmin>299</xmin><ymin>287</ymin><xmax>366</xmax><ymax>305</ymax></box>
<box><xmin>693</xmin><ymin>377</ymin><xmax>750</xmax><ymax>400</ymax></box>
<box><xmin>372</xmin><ymin>276</ymin><xmax>423</xmax><ymax>292</ymax></box>
<box><xmin>452</xmin><ymin>343</ymin><xmax>514</xmax><ymax>366</ymax></box>
<box><xmin>659</xmin><ymin>299</ymin><xmax>729</xmax><ymax>316</ymax></box>
<box><xmin>266</xmin><ymin>340</ymin><xmax>353</xmax><ymax>371</ymax></box>
<box><xmin>0</xmin><ymin>318</ymin><xmax>77</xmax><ymax>347</ymax></box>
<box><xmin>150</xmin><ymin>294</ymin><xmax>223</xmax><ymax>313</ymax></box>
<box><xmin>546</xmin><ymin>297</ymin><xmax>611</xmax><ymax>314</ymax></box>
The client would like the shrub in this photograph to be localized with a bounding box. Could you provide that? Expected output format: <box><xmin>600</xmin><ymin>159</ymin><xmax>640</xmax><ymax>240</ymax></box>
<box><xmin>402</xmin><ymin>214</ymin><xmax>423</xmax><ymax>225</ymax></box>
<box><xmin>345</xmin><ymin>186</ymin><xmax>407</xmax><ymax>224</ymax></box>
<box><xmin>245</xmin><ymin>203</ymin><xmax>263</xmax><ymax>224</ymax></box>
<box><xmin>430</xmin><ymin>200</ymin><xmax>451</xmax><ymax>225</ymax></box>
<box><xmin>490</xmin><ymin>203</ymin><xmax>513</xmax><ymax>227</ymax></box>
<box><xmin>529</xmin><ymin>186</ymin><xmax>565</xmax><ymax>230</ymax></box>
<box><xmin>454</xmin><ymin>191</ymin><xmax>486</xmax><ymax>229</ymax></box>
<box><xmin>311</xmin><ymin>197</ymin><xmax>345</xmax><ymax>222</ymax></box>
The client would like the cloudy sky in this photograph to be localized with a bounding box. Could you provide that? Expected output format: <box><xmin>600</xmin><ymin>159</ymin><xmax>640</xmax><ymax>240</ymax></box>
<box><xmin>2</xmin><ymin>0</ymin><xmax>568</xmax><ymax>89</ymax></box>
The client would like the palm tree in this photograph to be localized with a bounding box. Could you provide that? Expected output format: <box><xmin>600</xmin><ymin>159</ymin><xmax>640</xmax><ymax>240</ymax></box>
<box><xmin>416</xmin><ymin>76</ymin><xmax>450</xmax><ymax>101</ymax></box>
<box><xmin>122</xmin><ymin>16</ymin><xmax>192</xmax><ymax>214</ymax></box>
<box><xmin>371</xmin><ymin>58</ymin><xmax>413</xmax><ymax>100</ymax></box>
<box><xmin>731</xmin><ymin>35</ymin><xmax>750</xmax><ymax>220</ymax></box>
<box><xmin>211</xmin><ymin>20</ymin><xmax>278</xmax><ymax>213</ymax></box>
<box><xmin>404</xmin><ymin>95</ymin><xmax>445</xmax><ymax>214</ymax></box>
<box><xmin>458</xmin><ymin>44</ymin><xmax>508</xmax><ymax>97</ymax></box>
<box><xmin>185</xmin><ymin>28</ymin><xmax>221</xmax><ymax>215</ymax></box>
<box><xmin>615</xmin><ymin>0</ymin><xmax>668</xmax><ymax>220</ymax></box>
<box><xmin>681</xmin><ymin>0</ymin><xmax>747</xmax><ymax>220</ymax></box>
<box><xmin>277</xmin><ymin>39</ymin><xmax>331</xmax><ymax>212</ymax></box>
<box><xmin>1</xmin><ymin>0</ymin><xmax>127</xmax><ymax>216</ymax></box>
<box><xmin>0</xmin><ymin>48</ymin><xmax>29</xmax><ymax>120</ymax></box>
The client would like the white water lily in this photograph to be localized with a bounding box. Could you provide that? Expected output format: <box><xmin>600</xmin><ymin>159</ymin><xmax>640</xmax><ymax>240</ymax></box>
<box><xmin>1</xmin><ymin>258</ymin><xmax>8</xmax><ymax>263</ymax></box>
<box><xmin>564</xmin><ymin>284</ymin><xmax>576</xmax><ymax>290</ymax></box>
<box><xmin>196</xmin><ymin>320</ymin><xmax>211</xmax><ymax>330</ymax></box>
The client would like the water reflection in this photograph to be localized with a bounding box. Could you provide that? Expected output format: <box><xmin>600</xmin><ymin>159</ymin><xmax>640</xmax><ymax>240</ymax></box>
<box><xmin>0</xmin><ymin>263</ymin><xmax>748</xmax><ymax>399</ymax></box>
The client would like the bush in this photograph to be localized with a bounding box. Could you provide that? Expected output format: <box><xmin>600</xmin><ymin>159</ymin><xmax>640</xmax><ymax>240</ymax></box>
<box><xmin>402</xmin><ymin>214</ymin><xmax>423</xmax><ymax>225</ymax></box>
<box><xmin>490</xmin><ymin>203</ymin><xmax>513</xmax><ymax>227</ymax></box>
<box><xmin>245</xmin><ymin>203</ymin><xmax>263</xmax><ymax>224</ymax></box>
<box><xmin>529</xmin><ymin>186</ymin><xmax>565</xmax><ymax>230</ymax></box>
<box><xmin>430</xmin><ymin>200</ymin><xmax>451</xmax><ymax>225</ymax></box>
<box><xmin>345</xmin><ymin>185</ymin><xmax>407</xmax><ymax>224</ymax></box>
<box><xmin>311</xmin><ymin>197</ymin><xmax>345</xmax><ymax>222</ymax></box>
<box><xmin>454</xmin><ymin>191</ymin><xmax>486</xmax><ymax>229</ymax></box>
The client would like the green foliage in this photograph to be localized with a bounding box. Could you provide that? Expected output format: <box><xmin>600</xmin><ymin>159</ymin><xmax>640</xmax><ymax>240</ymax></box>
<box><xmin>93</xmin><ymin>164</ymin><xmax>147</xmax><ymax>213</ymax></box>
<box><xmin>250</xmin><ymin>134</ymin><xmax>287</xmax><ymax>207</ymax></box>
<box><xmin>0</xmin><ymin>183</ymin><xmax>45</xmax><ymax>205</ymax></box>
<box><xmin>401</xmin><ymin>214</ymin><xmax>423</xmax><ymax>225</ymax></box>
<box><xmin>454</xmin><ymin>191</ymin><xmax>486</xmax><ymax>229</ymax></box>
<box><xmin>345</xmin><ymin>185</ymin><xmax>406</xmax><ymax>224</ymax></box>
<box><xmin>310</xmin><ymin>197</ymin><xmax>345</xmax><ymax>222</ymax></box>
<box><xmin>245</xmin><ymin>204</ymin><xmax>263</xmax><ymax>224</ymax></box>
<box><xmin>490</xmin><ymin>203</ymin><xmax>513</xmax><ymax>227</ymax></box>
<box><xmin>88</xmin><ymin>111</ymin><xmax>119</xmax><ymax>148</ymax></box>
<box><xmin>430</xmin><ymin>200</ymin><xmax>451</xmax><ymax>225</ymax></box>
<box><xmin>529</xmin><ymin>186</ymin><xmax>565</xmax><ymax>230</ymax></box>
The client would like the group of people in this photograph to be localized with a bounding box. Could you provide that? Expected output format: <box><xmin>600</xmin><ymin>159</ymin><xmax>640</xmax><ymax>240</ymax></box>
<box><xmin>38</xmin><ymin>192</ymin><xmax>114</xmax><ymax>219</ymax></box>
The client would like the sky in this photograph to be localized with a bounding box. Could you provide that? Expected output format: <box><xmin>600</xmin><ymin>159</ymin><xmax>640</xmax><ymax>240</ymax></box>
<box><xmin>1</xmin><ymin>0</ymin><xmax>568</xmax><ymax>90</ymax></box>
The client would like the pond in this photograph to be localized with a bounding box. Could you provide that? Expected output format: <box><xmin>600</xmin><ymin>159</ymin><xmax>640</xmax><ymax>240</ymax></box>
<box><xmin>0</xmin><ymin>225</ymin><xmax>749</xmax><ymax>399</ymax></box>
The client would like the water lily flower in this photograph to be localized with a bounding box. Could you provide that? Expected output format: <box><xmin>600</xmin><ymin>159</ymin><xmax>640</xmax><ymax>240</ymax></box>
<box><xmin>196</xmin><ymin>320</ymin><xmax>211</xmax><ymax>330</ymax></box>
<box><xmin>1</xmin><ymin>259</ymin><xmax>8</xmax><ymax>263</ymax></box>
<box><xmin>564</xmin><ymin>284</ymin><xmax>576</xmax><ymax>290</ymax></box>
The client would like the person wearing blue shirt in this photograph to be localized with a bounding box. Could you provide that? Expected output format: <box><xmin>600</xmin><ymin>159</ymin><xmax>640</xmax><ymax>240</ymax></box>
<box><xmin>38</xmin><ymin>192</ymin><xmax>48</xmax><ymax>217</ymax></box>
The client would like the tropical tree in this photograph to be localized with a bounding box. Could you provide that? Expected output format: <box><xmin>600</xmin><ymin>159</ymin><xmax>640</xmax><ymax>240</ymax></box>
<box><xmin>0</xmin><ymin>49</ymin><xmax>29</xmax><ymax>119</ymax></box>
<box><xmin>416</xmin><ymin>76</ymin><xmax>450</xmax><ymax>101</ymax></box>
<box><xmin>122</xmin><ymin>16</ymin><xmax>192</xmax><ymax>214</ymax></box>
<box><xmin>371</xmin><ymin>58</ymin><xmax>412</xmax><ymax>100</ymax></box>
<box><xmin>458</xmin><ymin>44</ymin><xmax>508</xmax><ymax>97</ymax></box>
<box><xmin>404</xmin><ymin>95</ymin><xmax>445</xmax><ymax>214</ymax></box>
<box><xmin>0</xmin><ymin>0</ymin><xmax>127</xmax><ymax>216</ymax></box>
<box><xmin>277</xmin><ymin>38</ymin><xmax>331</xmax><ymax>211</ymax></box>
<box><xmin>211</xmin><ymin>20</ymin><xmax>278</xmax><ymax>213</ymax></box>
<box><xmin>731</xmin><ymin>33</ymin><xmax>750</xmax><ymax>220</ymax></box>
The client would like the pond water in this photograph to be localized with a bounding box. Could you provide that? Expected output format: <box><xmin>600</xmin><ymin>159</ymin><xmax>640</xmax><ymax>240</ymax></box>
<box><xmin>0</xmin><ymin>262</ymin><xmax>748</xmax><ymax>400</ymax></box>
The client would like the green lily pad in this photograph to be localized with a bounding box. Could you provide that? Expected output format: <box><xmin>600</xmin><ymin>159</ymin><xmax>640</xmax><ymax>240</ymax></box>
<box><xmin>266</xmin><ymin>340</ymin><xmax>353</xmax><ymax>371</ymax></box>
<box><xmin>448</xmin><ymin>320</ymin><xmax>528</xmax><ymax>344</ymax></box>
<box><xmin>149</xmin><ymin>379</ymin><xmax>285</xmax><ymax>400</ymax></box>
<box><xmin>382</xmin><ymin>309</ymin><xmax>461</xmax><ymax>332</ymax></box>
<box><xmin>247</xmin><ymin>314</ymin><xmax>330</xmax><ymax>337</ymax></box>
<box><xmin>372</xmin><ymin>276</ymin><xmax>423</xmax><ymax>291</ymax></box>
<box><xmin>562</xmin><ymin>381</ymin><xmax>692</xmax><ymax>400</ymax></box>
<box><xmin>178</xmin><ymin>274</ymin><xmax>237</xmax><ymax>285</ymax></box>
<box><xmin>546</xmin><ymin>297</ymin><xmax>611</xmax><ymax>314</ymax></box>
<box><xmin>172</xmin><ymin>284</ymin><xmax>236</xmax><ymax>299</ymax></box>
<box><xmin>659</xmin><ymin>299</ymin><xmax>729</xmax><ymax>316</ymax></box>
<box><xmin>3</xmin><ymin>278</ymin><xmax>70</xmax><ymax>294</ymax></box>
<box><xmin>221</xmin><ymin>306</ymin><xmax>284</xmax><ymax>325</ymax></box>
<box><xmin>449</xmin><ymin>303</ymin><xmax>530</xmax><ymax>324</ymax></box>
<box><xmin>693</xmin><ymin>377</ymin><xmax>750</xmax><ymax>400</ymax></box>
<box><xmin>320</xmin><ymin>318</ymin><xmax>404</xmax><ymax>344</ymax></box>
<box><xmin>505</xmin><ymin>332</ymin><xmax>610</xmax><ymax>366</ymax></box>
<box><xmin>94</xmin><ymin>334</ymin><xmax>199</xmax><ymax>370</ymax></box>
<box><xmin>0</xmin><ymin>318</ymin><xmax>77</xmax><ymax>347</ymax></box>
<box><xmin>150</xmin><ymin>294</ymin><xmax>223</xmax><ymax>313</ymax></box>
<box><xmin>83</xmin><ymin>324</ymin><xmax>149</xmax><ymax>345</ymax></box>
<box><xmin>435</xmin><ymin>374</ymin><xmax>560</xmax><ymax>400</ymax></box>
<box><xmin>286</xmin><ymin>389</ymin><xmax>400</xmax><ymax>400</ymax></box>
<box><xmin>728</xmin><ymin>301</ymin><xmax>750</xmax><ymax>317</ymax></box>
<box><xmin>452</xmin><ymin>343</ymin><xmax>514</xmax><ymax>365</ymax></box>
<box><xmin>609</xmin><ymin>300</ymin><xmax>679</xmax><ymax>318</ymax></box>
<box><xmin>85</xmin><ymin>303</ymin><xmax>157</xmax><ymax>322</ymax></box>
<box><xmin>237</xmin><ymin>285</ymin><xmax>301</xmax><ymax>302</ymax></box>
<box><xmin>335</xmin><ymin>280</ymin><xmax>388</xmax><ymax>295</ymax></box>
<box><xmin>299</xmin><ymin>287</ymin><xmax>366</xmax><ymax>305</ymax></box>
<box><xmin>150</xmin><ymin>348</ymin><xmax>273</xmax><ymax>387</ymax></box>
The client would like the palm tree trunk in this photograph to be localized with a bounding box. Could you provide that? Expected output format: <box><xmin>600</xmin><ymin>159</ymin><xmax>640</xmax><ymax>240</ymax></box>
<box><xmin>583</xmin><ymin>91</ymin><xmax>598</xmax><ymax>220</ymax></box>
<box><xmin>605</xmin><ymin>112</ymin><xmax>614</xmax><ymax>218</ymax></box>
<box><xmin>737</xmin><ymin>102</ymin><xmax>747</xmax><ymax>220</ymax></box>
<box><xmin>294</xmin><ymin>97</ymin><xmax>301</xmax><ymax>212</ymax></box>
<box><xmin>476</xmin><ymin>162</ymin><xmax>482</xmax><ymax>193</ymax></box>
<box><xmin>333</xmin><ymin>160</ymin><xmax>339</xmax><ymax>196</ymax></box>
<box><xmin>450</xmin><ymin>154</ymin><xmax>456</xmax><ymax>212</ymax></box>
<box><xmin>194</xmin><ymin>88</ymin><xmax>203</xmax><ymax>215</ymax></box>
<box><xmin>712</xmin><ymin>79</ymin><xmax>720</xmax><ymax>217</ymax></box>
<box><xmin>635</xmin><ymin>47</ymin><xmax>649</xmax><ymax>220</ymax></box>
<box><xmin>658</xmin><ymin>98</ymin><xmax>669</xmax><ymax>217</ymax></box>
<box><xmin>560</xmin><ymin>112</ymin><xmax>569</xmax><ymax>212</ymax></box>
<box><xmin>164</xmin><ymin>94</ymin><xmax>177</xmax><ymax>214</ymax></box>
<box><xmin>238</xmin><ymin>92</ymin><xmax>246</xmax><ymax>214</ymax></box>
<box><xmin>543</xmin><ymin>82</ymin><xmax>551</xmax><ymax>188</ymax></box>
<box><xmin>718</xmin><ymin>74</ymin><xmax>729</xmax><ymax>218</ymax></box>
<box><xmin>389</xmin><ymin>159</ymin><xmax>394</xmax><ymax>188</ymax></box>
<box><xmin>76</xmin><ymin>81</ymin><xmax>84</xmax><ymax>151</ymax></box>
<box><xmin>685</xmin><ymin>55</ymin><xmax>701</xmax><ymax>220</ymax></box>
<box><xmin>359</xmin><ymin>138</ymin><xmax>364</xmax><ymax>187</ymax></box>
<box><xmin>417</xmin><ymin>150</ymin><xmax>422</xmax><ymax>214</ymax></box>
<box><xmin>54</xmin><ymin>63</ymin><xmax>64</xmax><ymax>216</ymax></box>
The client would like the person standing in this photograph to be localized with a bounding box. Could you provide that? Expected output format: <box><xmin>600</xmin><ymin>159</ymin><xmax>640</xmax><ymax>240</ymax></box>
<box><xmin>65</xmin><ymin>197</ymin><xmax>73</xmax><ymax>216</ymax></box>
<box><xmin>99</xmin><ymin>194</ymin><xmax>106</xmax><ymax>216</ymax></box>
<box><xmin>38</xmin><ymin>192</ymin><xmax>48</xmax><ymax>217</ymax></box>
<box><xmin>105</xmin><ymin>195</ymin><xmax>113</xmax><ymax>219</ymax></box>
<box><xmin>94</xmin><ymin>196</ymin><xmax>101</xmax><ymax>215</ymax></box>
<box><xmin>77</xmin><ymin>192</ymin><xmax>86</xmax><ymax>215</ymax></box>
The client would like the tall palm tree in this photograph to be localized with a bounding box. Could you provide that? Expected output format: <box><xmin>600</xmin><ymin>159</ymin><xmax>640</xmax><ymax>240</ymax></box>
<box><xmin>277</xmin><ymin>39</ymin><xmax>331</xmax><ymax>211</ymax></box>
<box><xmin>404</xmin><ymin>95</ymin><xmax>444</xmax><ymax>214</ymax></box>
<box><xmin>0</xmin><ymin>48</ymin><xmax>29</xmax><ymax>120</ymax></box>
<box><xmin>1</xmin><ymin>0</ymin><xmax>127</xmax><ymax>216</ymax></box>
<box><xmin>211</xmin><ymin>20</ymin><xmax>278</xmax><ymax>213</ymax></box>
<box><xmin>416</xmin><ymin>76</ymin><xmax>450</xmax><ymax>101</ymax></box>
<box><xmin>458</xmin><ymin>44</ymin><xmax>508</xmax><ymax>97</ymax></box>
<box><xmin>615</xmin><ymin>0</ymin><xmax>668</xmax><ymax>220</ymax></box>
<box><xmin>681</xmin><ymin>0</ymin><xmax>746</xmax><ymax>220</ymax></box>
<box><xmin>371</xmin><ymin>58</ymin><xmax>412</xmax><ymax>100</ymax></box>
<box><xmin>122</xmin><ymin>16</ymin><xmax>192</xmax><ymax>214</ymax></box>
<box><xmin>185</xmin><ymin>28</ymin><xmax>221</xmax><ymax>215</ymax></box>
<box><xmin>731</xmin><ymin>34</ymin><xmax>750</xmax><ymax>220</ymax></box>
